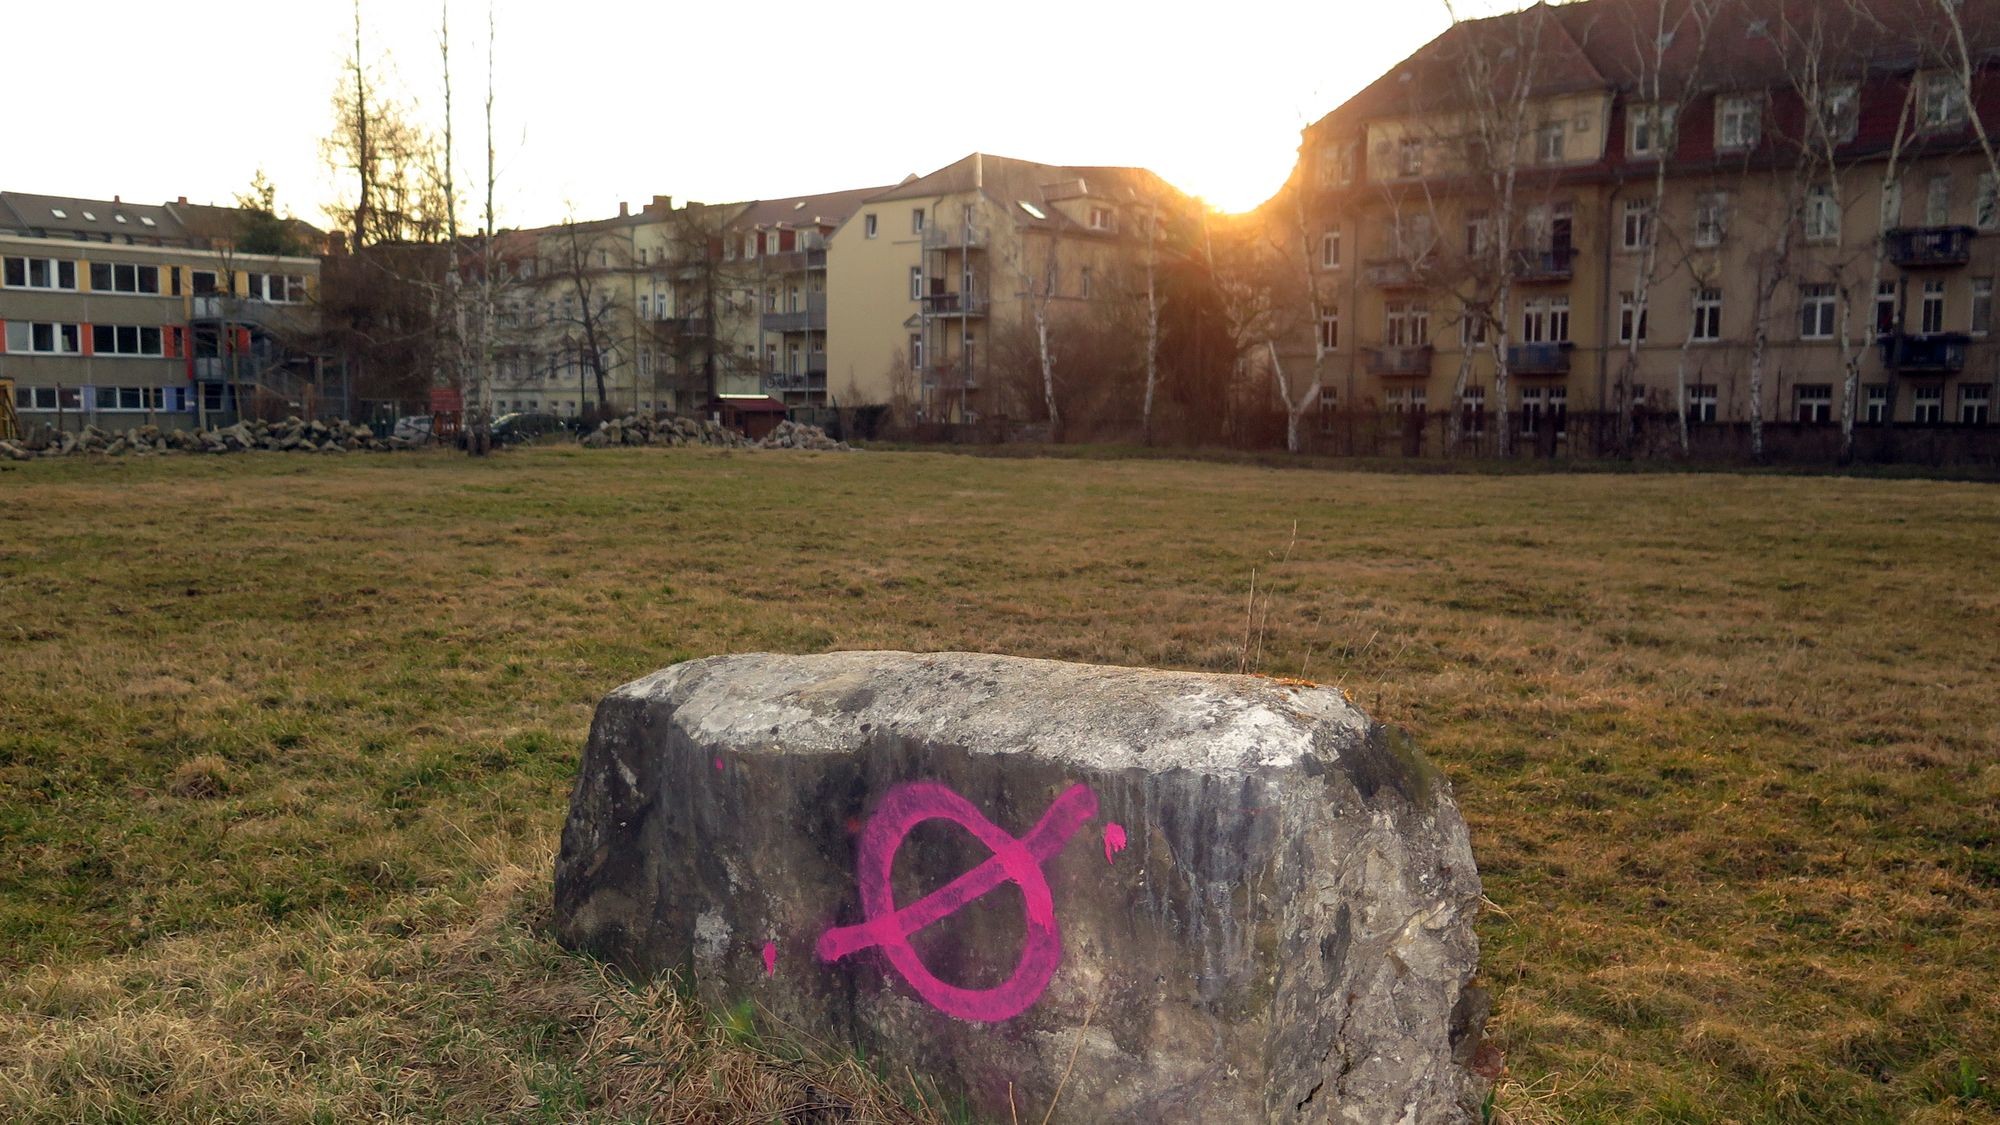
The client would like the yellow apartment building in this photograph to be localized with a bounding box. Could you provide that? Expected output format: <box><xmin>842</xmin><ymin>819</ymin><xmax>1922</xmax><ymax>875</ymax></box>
<box><xmin>827</xmin><ymin>153</ymin><xmax>1185</xmax><ymax>421</ymax></box>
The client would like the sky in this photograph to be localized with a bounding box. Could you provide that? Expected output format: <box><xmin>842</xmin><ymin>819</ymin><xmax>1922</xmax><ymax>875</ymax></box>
<box><xmin>18</xmin><ymin>0</ymin><xmax>1512</xmax><ymax>231</ymax></box>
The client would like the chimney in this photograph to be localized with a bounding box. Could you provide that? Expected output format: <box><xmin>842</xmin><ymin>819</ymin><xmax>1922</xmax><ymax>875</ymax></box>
<box><xmin>177</xmin><ymin>195</ymin><xmax>187</xmax><ymax>205</ymax></box>
<box><xmin>113</xmin><ymin>194</ymin><xmax>121</xmax><ymax>203</ymax></box>
<box><xmin>975</xmin><ymin>152</ymin><xmax>983</xmax><ymax>190</ymax></box>
<box><xmin>619</xmin><ymin>201</ymin><xmax>630</xmax><ymax>217</ymax></box>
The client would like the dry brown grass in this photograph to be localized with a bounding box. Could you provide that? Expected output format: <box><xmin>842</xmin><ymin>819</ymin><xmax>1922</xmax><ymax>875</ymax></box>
<box><xmin>1</xmin><ymin>446</ymin><xmax>1996</xmax><ymax>1122</ymax></box>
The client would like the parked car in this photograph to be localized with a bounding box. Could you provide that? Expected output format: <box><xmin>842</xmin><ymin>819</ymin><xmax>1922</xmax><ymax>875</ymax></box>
<box><xmin>491</xmin><ymin>412</ymin><xmax>569</xmax><ymax>444</ymax></box>
<box><xmin>392</xmin><ymin>415</ymin><xmax>434</xmax><ymax>443</ymax></box>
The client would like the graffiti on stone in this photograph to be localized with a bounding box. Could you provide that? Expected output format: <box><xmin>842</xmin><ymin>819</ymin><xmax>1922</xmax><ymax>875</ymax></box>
<box><xmin>814</xmin><ymin>780</ymin><xmax>1102</xmax><ymax>1022</ymax></box>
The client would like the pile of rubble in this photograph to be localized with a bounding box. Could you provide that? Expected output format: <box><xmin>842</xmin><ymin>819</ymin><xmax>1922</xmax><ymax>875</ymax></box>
<box><xmin>0</xmin><ymin>418</ymin><xmax>410</xmax><ymax>461</ymax></box>
<box><xmin>580</xmin><ymin>414</ymin><xmax>852</xmax><ymax>451</ymax></box>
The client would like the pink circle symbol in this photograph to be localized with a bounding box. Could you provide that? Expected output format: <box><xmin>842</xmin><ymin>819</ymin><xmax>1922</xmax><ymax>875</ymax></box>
<box><xmin>815</xmin><ymin>780</ymin><xmax>1098</xmax><ymax>1022</ymax></box>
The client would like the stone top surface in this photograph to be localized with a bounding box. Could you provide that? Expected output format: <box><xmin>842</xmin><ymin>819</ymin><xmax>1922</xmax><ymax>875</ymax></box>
<box><xmin>609</xmin><ymin>650</ymin><xmax>1373</xmax><ymax>773</ymax></box>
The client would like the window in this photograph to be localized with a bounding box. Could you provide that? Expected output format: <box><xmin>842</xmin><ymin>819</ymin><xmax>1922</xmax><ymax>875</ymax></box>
<box><xmin>1694</xmin><ymin>193</ymin><xmax>1728</xmax><ymax>247</ymax></box>
<box><xmin>1465</xmin><ymin>210</ymin><xmax>1492</xmax><ymax>257</ymax></box>
<box><xmin>1521</xmin><ymin>296</ymin><xmax>1569</xmax><ymax>344</ymax></box>
<box><xmin>909</xmin><ymin>333</ymin><xmax>923</xmax><ymax>373</ymax></box>
<box><xmin>244</xmin><ymin>273</ymin><xmax>305</xmax><ymax>302</ymax></box>
<box><xmin>1974</xmin><ymin>277</ymin><xmax>1993</xmax><ymax>336</ymax></box>
<box><xmin>911</xmin><ymin>208</ymin><xmax>925</xmax><ymax>234</ymax></box>
<box><xmin>864</xmin><ymin>213</ymin><xmax>878</xmax><ymax>238</ymax></box>
<box><xmin>1795</xmin><ymin>383</ymin><xmax>1833</xmax><ymax>422</ymax></box>
<box><xmin>1882</xmin><ymin>179</ymin><xmax>1903</xmax><ymax>229</ymax></box>
<box><xmin>5</xmin><ymin>321</ymin><xmax>81</xmax><ymax>353</ymax></box>
<box><xmin>1619</xmin><ymin>292</ymin><xmax>1649</xmax><ymax>343</ymax></box>
<box><xmin>1089</xmin><ymin>207</ymin><xmax>1115</xmax><ymax>231</ymax></box>
<box><xmin>1922</xmin><ymin>72</ymin><xmax>1968</xmax><ymax>129</ymax></box>
<box><xmin>1536</xmin><ymin>121</ymin><xmax>1566</xmax><ymax>163</ymax></box>
<box><xmin>1865</xmin><ymin>383</ymin><xmax>1889</xmax><ymax>423</ymax></box>
<box><xmin>1876</xmin><ymin>280</ymin><xmax>1899</xmax><ymax>335</ymax></box>
<box><xmin>1718</xmin><ymin>95</ymin><xmax>1761</xmax><ymax>149</ymax></box>
<box><xmin>1629</xmin><ymin>103</ymin><xmax>1677</xmax><ymax>157</ymax></box>
<box><xmin>1462</xmin><ymin>385</ymin><xmax>1486</xmax><ymax>433</ymax></box>
<box><xmin>1622</xmin><ymin>199</ymin><xmax>1653</xmax><ymax>250</ymax></box>
<box><xmin>1799</xmin><ymin>283</ymin><xmax>1837</xmax><ymax>339</ymax></box>
<box><xmin>1913</xmin><ymin>385</ymin><xmax>1943</xmax><ymax>422</ymax></box>
<box><xmin>1393</xmin><ymin>213</ymin><xmax>1435</xmax><ymax>260</ymax></box>
<box><xmin>88</xmin><ymin>261</ymin><xmax>162</xmax><ymax>294</ymax></box>
<box><xmin>909</xmin><ymin>266</ymin><xmax>923</xmax><ymax>300</ymax></box>
<box><xmin>1926</xmin><ymin>175</ymin><xmax>1953</xmax><ymax>225</ymax></box>
<box><xmin>1521</xmin><ymin>385</ymin><xmax>1544</xmax><ymax>435</ymax></box>
<box><xmin>90</xmin><ymin>325</ymin><xmax>164</xmax><ymax>356</ymax></box>
<box><xmin>1549</xmin><ymin>386</ymin><xmax>1568</xmax><ymax>436</ymax></box>
<box><xmin>1079</xmin><ymin>266</ymin><xmax>1093</xmax><ymax>298</ymax></box>
<box><xmin>1461</xmin><ymin>309</ymin><xmax>1488</xmax><ymax>347</ymax></box>
<box><xmin>1321</xmin><ymin>227</ymin><xmax>1341</xmax><ymax>269</ymax></box>
<box><xmin>1980</xmin><ymin>175</ymin><xmax>2000</xmax><ymax>232</ymax></box>
<box><xmin>1318</xmin><ymin>305</ymin><xmax>1339</xmax><ymax>351</ymax></box>
<box><xmin>1687</xmin><ymin>383</ymin><xmax>1719</xmax><ymax>423</ymax></box>
<box><xmin>1397</xmin><ymin>137</ymin><xmax>1424</xmax><ymax>177</ymax></box>
<box><xmin>1804</xmin><ymin>184</ymin><xmax>1840</xmax><ymax>243</ymax></box>
<box><xmin>1385</xmin><ymin>302</ymin><xmax>1431</xmax><ymax>346</ymax></box>
<box><xmin>1820</xmin><ymin>83</ymin><xmax>1859</xmax><ymax>144</ymax></box>
<box><xmin>1922</xmin><ymin>279</ymin><xmax>1946</xmax><ymax>333</ymax></box>
<box><xmin>1692</xmin><ymin>287</ymin><xmax>1723</xmax><ymax>342</ymax></box>
<box><xmin>93</xmin><ymin>386</ymin><xmax>165</xmax><ymax>411</ymax></box>
<box><xmin>764</xmin><ymin>286</ymin><xmax>778</xmax><ymax>312</ymax></box>
<box><xmin>16</xmin><ymin>385</ymin><xmax>69</xmax><ymax>411</ymax></box>
<box><xmin>1962</xmin><ymin>384</ymin><xmax>1991</xmax><ymax>424</ymax></box>
<box><xmin>1317</xmin><ymin>386</ymin><xmax>1340</xmax><ymax>434</ymax></box>
<box><xmin>3</xmin><ymin>256</ymin><xmax>77</xmax><ymax>290</ymax></box>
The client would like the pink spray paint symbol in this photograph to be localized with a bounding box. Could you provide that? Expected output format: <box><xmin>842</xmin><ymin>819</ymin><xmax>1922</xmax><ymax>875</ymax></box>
<box><xmin>713</xmin><ymin>756</ymin><xmax>725</xmax><ymax>772</ymax></box>
<box><xmin>761</xmin><ymin>941</ymin><xmax>777</xmax><ymax>977</ymax></box>
<box><xmin>815</xmin><ymin>780</ymin><xmax>1097</xmax><ymax>1022</ymax></box>
<box><xmin>1102</xmin><ymin>822</ymin><xmax>1127</xmax><ymax>864</ymax></box>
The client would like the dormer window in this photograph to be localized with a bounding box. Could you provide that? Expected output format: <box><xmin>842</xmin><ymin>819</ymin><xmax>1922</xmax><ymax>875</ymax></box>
<box><xmin>81</xmin><ymin>211</ymin><xmax>96</xmax><ymax>221</ymax></box>
<box><xmin>1628</xmin><ymin>103</ymin><xmax>1678</xmax><ymax>158</ymax></box>
<box><xmin>1089</xmin><ymin>206</ymin><xmax>1115</xmax><ymax>231</ymax></box>
<box><xmin>1717</xmin><ymin>95</ymin><xmax>1761</xmax><ymax>150</ymax></box>
<box><xmin>1397</xmin><ymin>137</ymin><xmax>1425</xmax><ymax>177</ymax></box>
<box><xmin>1922</xmin><ymin>72</ymin><xmax>1968</xmax><ymax>129</ymax></box>
<box><xmin>50</xmin><ymin>208</ymin><xmax>67</xmax><ymax>219</ymax></box>
<box><xmin>114</xmin><ymin>214</ymin><xmax>128</xmax><ymax>224</ymax></box>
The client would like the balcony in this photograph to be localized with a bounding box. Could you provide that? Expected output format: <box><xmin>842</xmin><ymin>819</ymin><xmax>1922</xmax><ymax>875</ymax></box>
<box><xmin>190</xmin><ymin>296</ymin><xmax>286</xmax><ymax>325</ymax></box>
<box><xmin>1362</xmin><ymin>256</ymin><xmax>1431</xmax><ymax>289</ymax></box>
<box><xmin>1511</xmin><ymin>247</ymin><xmax>1574</xmax><ymax>283</ymax></box>
<box><xmin>760</xmin><ymin>294</ymin><xmax>828</xmax><ymax>333</ymax></box>
<box><xmin>1365</xmin><ymin>345</ymin><xmax>1434</xmax><ymax>376</ymax></box>
<box><xmin>1507</xmin><ymin>342</ymin><xmax>1572</xmax><ymax>375</ymax></box>
<box><xmin>757</xmin><ymin>248</ymin><xmax>827</xmax><ymax>272</ymax></box>
<box><xmin>922</xmin><ymin>224</ymin><xmax>989</xmax><ymax>250</ymax></box>
<box><xmin>653</xmin><ymin>315</ymin><xmax>710</xmax><ymax>337</ymax></box>
<box><xmin>923</xmin><ymin>362</ymin><xmax>979</xmax><ymax>390</ymax></box>
<box><xmin>1879</xmin><ymin>332</ymin><xmax>1970</xmax><ymax>373</ymax></box>
<box><xmin>921</xmin><ymin>290</ymin><xmax>988</xmax><ymax>317</ymax></box>
<box><xmin>193</xmin><ymin>357</ymin><xmax>229</xmax><ymax>381</ymax></box>
<box><xmin>765</xmin><ymin>368</ymin><xmax>828</xmax><ymax>393</ymax></box>
<box><xmin>1884</xmin><ymin>226</ymin><xmax>1976</xmax><ymax>268</ymax></box>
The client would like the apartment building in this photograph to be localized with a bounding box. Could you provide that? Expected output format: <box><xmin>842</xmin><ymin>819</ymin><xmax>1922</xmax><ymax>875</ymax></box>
<box><xmin>826</xmin><ymin>153</ymin><xmax>1182</xmax><ymax>421</ymax></box>
<box><xmin>1288</xmin><ymin>0</ymin><xmax>2000</xmax><ymax>438</ymax></box>
<box><xmin>486</xmin><ymin>196</ymin><xmax>763</xmax><ymax>418</ymax></box>
<box><xmin>1</xmin><ymin>191</ymin><xmax>323</xmax><ymax>430</ymax></box>
<box><xmin>734</xmin><ymin>185</ymin><xmax>892</xmax><ymax>409</ymax></box>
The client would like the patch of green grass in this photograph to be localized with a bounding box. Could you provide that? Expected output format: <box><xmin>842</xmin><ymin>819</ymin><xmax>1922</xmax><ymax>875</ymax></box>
<box><xmin>1</xmin><ymin>447</ymin><xmax>1996</xmax><ymax>1123</ymax></box>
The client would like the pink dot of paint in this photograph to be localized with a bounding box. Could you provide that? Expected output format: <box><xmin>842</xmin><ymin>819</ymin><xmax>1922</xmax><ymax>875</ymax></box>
<box><xmin>713</xmin><ymin>756</ymin><xmax>724</xmax><ymax>772</ymax></box>
<box><xmin>761</xmin><ymin>941</ymin><xmax>777</xmax><ymax>977</ymax></box>
<box><xmin>1102</xmin><ymin>822</ymin><xmax>1128</xmax><ymax>865</ymax></box>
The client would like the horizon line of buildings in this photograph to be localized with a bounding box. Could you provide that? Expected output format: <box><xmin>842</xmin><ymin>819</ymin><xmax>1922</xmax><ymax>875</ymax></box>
<box><xmin>13</xmin><ymin>0</ymin><xmax>2000</xmax><ymax>442</ymax></box>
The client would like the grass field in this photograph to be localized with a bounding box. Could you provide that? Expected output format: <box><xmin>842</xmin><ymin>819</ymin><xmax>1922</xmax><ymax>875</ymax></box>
<box><xmin>1</xmin><ymin>445</ymin><xmax>1995</xmax><ymax>1123</ymax></box>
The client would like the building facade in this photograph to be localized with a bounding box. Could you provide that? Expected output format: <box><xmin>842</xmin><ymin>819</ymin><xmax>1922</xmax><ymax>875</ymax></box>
<box><xmin>1285</xmin><ymin>0</ymin><xmax>2000</xmax><ymax>446</ymax></box>
<box><xmin>826</xmin><ymin>153</ymin><xmax>1184</xmax><ymax>422</ymax></box>
<box><xmin>1</xmin><ymin>192</ymin><xmax>323</xmax><ymax>431</ymax></box>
